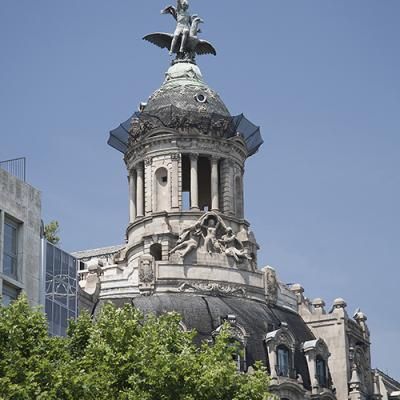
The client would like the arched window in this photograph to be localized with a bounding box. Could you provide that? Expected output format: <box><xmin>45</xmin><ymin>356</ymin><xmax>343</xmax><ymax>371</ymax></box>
<box><xmin>228</xmin><ymin>337</ymin><xmax>246</xmax><ymax>372</ymax></box>
<box><xmin>302</xmin><ymin>338</ymin><xmax>331</xmax><ymax>389</ymax></box>
<box><xmin>316</xmin><ymin>356</ymin><xmax>327</xmax><ymax>387</ymax></box>
<box><xmin>212</xmin><ymin>316</ymin><xmax>248</xmax><ymax>372</ymax></box>
<box><xmin>150</xmin><ymin>243</ymin><xmax>162</xmax><ymax>261</ymax></box>
<box><xmin>277</xmin><ymin>345</ymin><xmax>290</xmax><ymax>377</ymax></box>
<box><xmin>265</xmin><ymin>324</ymin><xmax>296</xmax><ymax>380</ymax></box>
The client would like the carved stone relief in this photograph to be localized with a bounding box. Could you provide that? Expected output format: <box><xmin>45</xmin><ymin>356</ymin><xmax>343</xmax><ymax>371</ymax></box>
<box><xmin>178</xmin><ymin>281</ymin><xmax>246</xmax><ymax>297</ymax></box>
<box><xmin>350</xmin><ymin>346</ymin><xmax>370</xmax><ymax>392</ymax></box>
<box><xmin>128</xmin><ymin>106</ymin><xmax>237</xmax><ymax>140</ymax></box>
<box><xmin>138</xmin><ymin>255</ymin><xmax>155</xmax><ymax>296</ymax></box>
<box><xmin>169</xmin><ymin>211</ymin><xmax>253</xmax><ymax>268</ymax></box>
<box><xmin>264</xmin><ymin>266</ymin><xmax>279</xmax><ymax>304</ymax></box>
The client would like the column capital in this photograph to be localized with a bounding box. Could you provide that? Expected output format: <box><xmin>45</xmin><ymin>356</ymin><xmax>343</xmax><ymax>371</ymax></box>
<box><xmin>210</xmin><ymin>155</ymin><xmax>220</xmax><ymax>163</ymax></box>
<box><xmin>144</xmin><ymin>157</ymin><xmax>152</xmax><ymax>167</ymax></box>
<box><xmin>189</xmin><ymin>153</ymin><xmax>199</xmax><ymax>161</ymax></box>
<box><xmin>135</xmin><ymin>162</ymin><xmax>144</xmax><ymax>172</ymax></box>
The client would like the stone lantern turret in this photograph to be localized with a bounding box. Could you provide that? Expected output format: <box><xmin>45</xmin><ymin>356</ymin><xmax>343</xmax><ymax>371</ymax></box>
<box><xmin>118</xmin><ymin>61</ymin><xmax>259</xmax><ymax>274</ymax></box>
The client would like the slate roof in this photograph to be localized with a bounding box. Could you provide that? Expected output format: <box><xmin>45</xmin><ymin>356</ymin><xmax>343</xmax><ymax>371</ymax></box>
<box><xmin>94</xmin><ymin>293</ymin><xmax>313</xmax><ymax>389</ymax></box>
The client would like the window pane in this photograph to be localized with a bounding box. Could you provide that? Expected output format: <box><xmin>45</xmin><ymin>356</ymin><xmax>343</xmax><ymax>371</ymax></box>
<box><xmin>54</xmin><ymin>248</ymin><xmax>61</xmax><ymax>276</ymax></box>
<box><xmin>3</xmin><ymin>220</ymin><xmax>18</xmax><ymax>280</ymax></box>
<box><xmin>3</xmin><ymin>254</ymin><xmax>17</xmax><ymax>278</ymax></box>
<box><xmin>45</xmin><ymin>299</ymin><xmax>53</xmax><ymax>323</ymax></box>
<box><xmin>68</xmin><ymin>258</ymin><xmax>76</xmax><ymax>278</ymax></box>
<box><xmin>316</xmin><ymin>357</ymin><xmax>327</xmax><ymax>386</ymax></box>
<box><xmin>277</xmin><ymin>346</ymin><xmax>289</xmax><ymax>376</ymax></box>
<box><xmin>61</xmin><ymin>253</ymin><xmax>69</xmax><ymax>276</ymax></box>
<box><xmin>61</xmin><ymin>307</ymin><xmax>68</xmax><ymax>336</ymax></box>
<box><xmin>53</xmin><ymin>303</ymin><xmax>61</xmax><ymax>336</ymax></box>
<box><xmin>68</xmin><ymin>295</ymin><xmax>76</xmax><ymax>312</ymax></box>
<box><xmin>46</xmin><ymin>244</ymin><xmax>54</xmax><ymax>276</ymax></box>
<box><xmin>2</xmin><ymin>284</ymin><xmax>19</xmax><ymax>306</ymax></box>
<box><xmin>4</xmin><ymin>223</ymin><xmax>17</xmax><ymax>255</ymax></box>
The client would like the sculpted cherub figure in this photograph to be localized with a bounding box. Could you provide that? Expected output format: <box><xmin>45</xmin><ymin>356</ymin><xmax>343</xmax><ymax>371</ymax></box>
<box><xmin>169</xmin><ymin>222</ymin><xmax>202</xmax><ymax>258</ymax></box>
<box><xmin>200</xmin><ymin>213</ymin><xmax>228</xmax><ymax>255</ymax></box>
<box><xmin>219</xmin><ymin>228</ymin><xmax>252</xmax><ymax>262</ymax></box>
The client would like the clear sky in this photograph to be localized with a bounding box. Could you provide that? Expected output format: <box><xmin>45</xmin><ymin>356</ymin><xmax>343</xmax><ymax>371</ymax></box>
<box><xmin>1</xmin><ymin>0</ymin><xmax>399</xmax><ymax>380</ymax></box>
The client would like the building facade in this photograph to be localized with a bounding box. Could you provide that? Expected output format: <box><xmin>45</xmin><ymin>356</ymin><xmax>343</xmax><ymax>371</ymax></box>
<box><xmin>1</xmin><ymin>3</ymin><xmax>398</xmax><ymax>396</ymax></box>
<box><xmin>0</xmin><ymin>160</ymin><xmax>42</xmax><ymax>306</ymax></box>
<box><xmin>64</xmin><ymin>3</ymin><xmax>400</xmax><ymax>399</ymax></box>
<box><xmin>0</xmin><ymin>158</ymin><xmax>79</xmax><ymax>336</ymax></box>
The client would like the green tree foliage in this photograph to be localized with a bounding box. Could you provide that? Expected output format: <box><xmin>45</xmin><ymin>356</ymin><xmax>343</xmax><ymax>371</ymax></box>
<box><xmin>44</xmin><ymin>220</ymin><xmax>60</xmax><ymax>245</ymax></box>
<box><xmin>0</xmin><ymin>296</ymin><xmax>272</xmax><ymax>400</ymax></box>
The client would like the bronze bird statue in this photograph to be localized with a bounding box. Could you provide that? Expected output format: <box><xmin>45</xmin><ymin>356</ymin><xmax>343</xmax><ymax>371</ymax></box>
<box><xmin>143</xmin><ymin>17</ymin><xmax>216</xmax><ymax>56</ymax></box>
<box><xmin>143</xmin><ymin>1</ymin><xmax>216</xmax><ymax>58</ymax></box>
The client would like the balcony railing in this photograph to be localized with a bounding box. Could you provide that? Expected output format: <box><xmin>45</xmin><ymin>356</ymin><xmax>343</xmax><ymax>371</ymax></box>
<box><xmin>0</xmin><ymin>157</ymin><xmax>26</xmax><ymax>182</ymax></box>
<box><xmin>275</xmin><ymin>365</ymin><xmax>297</xmax><ymax>379</ymax></box>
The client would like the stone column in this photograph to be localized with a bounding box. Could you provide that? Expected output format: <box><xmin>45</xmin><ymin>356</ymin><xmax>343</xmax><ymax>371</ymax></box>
<box><xmin>304</xmin><ymin>349</ymin><xmax>319</xmax><ymax>393</ymax></box>
<box><xmin>144</xmin><ymin>158</ymin><xmax>152</xmax><ymax>215</ymax></box>
<box><xmin>190</xmin><ymin>154</ymin><xmax>199</xmax><ymax>211</ymax></box>
<box><xmin>267</xmin><ymin>345</ymin><xmax>278</xmax><ymax>380</ymax></box>
<box><xmin>129</xmin><ymin>170</ymin><xmax>136</xmax><ymax>223</ymax></box>
<box><xmin>136</xmin><ymin>164</ymin><xmax>144</xmax><ymax>218</ymax></box>
<box><xmin>211</xmin><ymin>157</ymin><xmax>219</xmax><ymax>211</ymax></box>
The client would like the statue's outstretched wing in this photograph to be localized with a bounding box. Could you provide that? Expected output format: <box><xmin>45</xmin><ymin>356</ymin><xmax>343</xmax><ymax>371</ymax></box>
<box><xmin>195</xmin><ymin>40</ymin><xmax>217</xmax><ymax>56</ymax></box>
<box><xmin>161</xmin><ymin>5</ymin><xmax>177</xmax><ymax>21</ymax></box>
<box><xmin>143</xmin><ymin>33</ymin><xmax>173</xmax><ymax>50</ymax></box>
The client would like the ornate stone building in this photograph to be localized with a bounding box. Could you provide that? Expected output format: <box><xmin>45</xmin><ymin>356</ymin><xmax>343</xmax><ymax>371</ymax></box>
<box><xmin>75</xmin><ymin>2</ymin><xmax>399</xmax><ymax>399</ymax></box>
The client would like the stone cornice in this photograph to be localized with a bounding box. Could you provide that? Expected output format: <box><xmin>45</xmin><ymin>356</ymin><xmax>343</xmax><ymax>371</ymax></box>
<box><xmin>125</xmin><ymin>131</ymin><xmax>248</xmax><ymax>167</ymax></box>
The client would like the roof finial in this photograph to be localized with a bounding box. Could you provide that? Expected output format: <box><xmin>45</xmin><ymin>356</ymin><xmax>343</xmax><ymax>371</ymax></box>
<box><xmin>143</xmin><ymin>0</ymin><xmax>216</xmax><ymax>64</ymax></box>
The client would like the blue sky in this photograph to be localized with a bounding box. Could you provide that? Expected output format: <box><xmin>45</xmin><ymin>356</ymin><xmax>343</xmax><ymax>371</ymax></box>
<box><xmin>1</xmin><ymin>0</ymin><xmax>399</xmax><ymax>379</ymax></box>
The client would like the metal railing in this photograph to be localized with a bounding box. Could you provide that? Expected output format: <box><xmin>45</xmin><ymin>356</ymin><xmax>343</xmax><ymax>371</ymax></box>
<box><xmin>275</xmin><ymin>365</ymin><xmax>297</xmax><ymax>379</ymax></box>
<box><xmin>0</xmin><ymin>157</ymin><xmax>26</xmax><ymax>182</ymax></box>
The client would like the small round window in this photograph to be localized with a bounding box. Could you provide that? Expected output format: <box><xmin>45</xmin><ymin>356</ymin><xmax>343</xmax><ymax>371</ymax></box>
<box><xmin>195</xmin><ymin>93</ymin><xmax>207</xmax><ymax>103</ymax></box>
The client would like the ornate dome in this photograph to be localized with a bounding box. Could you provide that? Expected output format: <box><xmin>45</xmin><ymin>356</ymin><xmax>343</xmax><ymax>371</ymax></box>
<box><xmin>93</xmin><ymin>293</ymin><xmax>314</xmax><ymax>390</ymax></box>
<box><xmin>144</xmin><ymin>62</ymin><xmax>230</xmax><ymax>117</ymax></box>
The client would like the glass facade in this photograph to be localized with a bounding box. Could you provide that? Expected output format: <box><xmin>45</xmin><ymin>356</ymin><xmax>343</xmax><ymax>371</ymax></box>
<box><xmin>44</xmin><ymin>242</ymin><xmax>78</xmax><ymax>336</ymax></box>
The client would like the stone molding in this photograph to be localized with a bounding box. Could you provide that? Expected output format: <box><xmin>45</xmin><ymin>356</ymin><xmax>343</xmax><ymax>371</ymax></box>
<box><xmin>138</xmin><ymin>255</ymin><xmax>155</xmax><ymax>296</ymax></box>
<box><xmin>178</xmin><ymin>281</ymin><xmax>247</xmax><ymax>297</ymax></box>
<box><xmin>125</xmin><ymin>133</ymin><xmax>247</xmax><ymax>167</ymax></box>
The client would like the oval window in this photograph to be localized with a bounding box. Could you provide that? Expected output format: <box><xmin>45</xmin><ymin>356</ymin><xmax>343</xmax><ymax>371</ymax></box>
<box><xmin>195</xmin><ymin>93</ymin><xmax>207</xmax><ymax>103</ymax></box>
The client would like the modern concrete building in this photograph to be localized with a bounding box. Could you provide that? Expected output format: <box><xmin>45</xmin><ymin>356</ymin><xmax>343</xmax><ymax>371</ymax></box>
<box><xmin>0</xmin><ymin>158</ymin><xmax>42</xmax><ymax>306</ymax></box>
<box><xmin>0</xmin><ymin>158</ymin><xmax>79</xmax><ymax>336</ymax></box>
